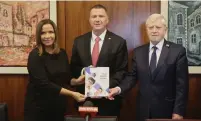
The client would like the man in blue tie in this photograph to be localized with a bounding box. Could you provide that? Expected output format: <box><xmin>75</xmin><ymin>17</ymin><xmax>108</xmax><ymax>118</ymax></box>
<box><xmin>108</xmin><ymin>13</ymin><xmax>189</xmax><ymax>121</ymax></box>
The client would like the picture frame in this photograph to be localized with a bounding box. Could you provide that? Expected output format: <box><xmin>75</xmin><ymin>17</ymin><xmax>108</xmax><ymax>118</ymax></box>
<box><xmin>161</xmin><ymin>1</ymin><xmax>201</xmax><ymax>74</ymax></box>
<box><xmin>0</xmin><ymin>1</ymin><xmax>57</xmax><ymax>74</ymax></box>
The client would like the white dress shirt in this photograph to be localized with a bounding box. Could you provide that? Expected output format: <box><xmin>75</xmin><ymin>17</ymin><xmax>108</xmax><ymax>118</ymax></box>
<box><xmin>90</xmin><ymin>29</ymin><xmax>107</xmax><ymax>54</ymax></box>
<box><xmin>149</xmin><ymin>39</ymin><xmax>164</xmax><ymax>66</ymax></box>
<box><xmin>80</xmin><ymin>29</ymin><xmax>107</xmax><ymax>75</ymax></box>
<box><xmin>116</xmin><ymin>39</ymin><xmax>165</xmax><ymax>94</ymax></box>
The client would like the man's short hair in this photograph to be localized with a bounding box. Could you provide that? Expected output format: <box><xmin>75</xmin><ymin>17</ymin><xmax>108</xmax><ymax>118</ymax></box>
<box><xmin>146</xmin><ymin>13</ymin><xmax>167</xmax><ymax>28</ymax></box>
<box><xmin>90</xmin><ymin>4</ymin><xmax>107</xmax><ymax>12</ymax></box>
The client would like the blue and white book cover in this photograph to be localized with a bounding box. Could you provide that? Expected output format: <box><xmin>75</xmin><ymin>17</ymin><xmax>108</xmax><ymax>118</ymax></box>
<box><xmin>85</xmin><ymin>67</ymin><xmax>109</xmax><ymax>97</ymax></box>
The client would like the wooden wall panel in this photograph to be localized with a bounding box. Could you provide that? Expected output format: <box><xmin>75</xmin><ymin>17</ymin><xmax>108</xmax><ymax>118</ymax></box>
<box><xmin>0</xmin><ymin>1</ymin><xmax>201</xmax><ymax>121</ymax></box>
<box><xmin>57</xmin><ymin>1</ymin><xmax>66</xmax><ymax>49</ymax></box>
<box><xmin>0</xmin><ymin>75</ymin><xmax>28</xmax><ymax>121</ymax></box>
<box><xmin>186</xmin><ymin>75</ymin><xmax>201</xmax><ymax>118</ymax></box>
<box><xmin>65</xmin><ymin>1</ymin><xmax>98</xmax><ymax>58</ymax></box>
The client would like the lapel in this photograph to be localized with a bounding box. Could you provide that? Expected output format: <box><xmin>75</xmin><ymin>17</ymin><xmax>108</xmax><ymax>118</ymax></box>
<box><xmin>84</xmin><ymin>32</ymin><xmax>92</xmax><ymax>65</ymax></box>
<box><xmin>152</xmin><ymin>40</ymin><xmax>170</xmax><ymax>81</ymax></box>
<box><xmin>143</xmin><ymin>43</ymin><xmax>151</xmax><ymax>78</ymax></box>
<box><xmin>96</xmin><ymin>31</ymin><xmax>111</xmax><ymax>66</ymax></box>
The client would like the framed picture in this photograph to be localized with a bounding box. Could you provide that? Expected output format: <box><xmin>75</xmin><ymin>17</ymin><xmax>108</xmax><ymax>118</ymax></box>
<box><xmin>0</xmin><ymin>1</ymin><xmax>57</xmax><ymax>74</ymax></box>
<box><xmin>161</xmin><ymin>1</ymin><xmax>201</xmax><ymax>74</ymax></box>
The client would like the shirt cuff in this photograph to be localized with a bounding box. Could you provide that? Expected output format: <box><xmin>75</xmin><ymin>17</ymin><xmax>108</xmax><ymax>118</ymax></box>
<box><xmin>115</xmin><ymin>86</ymin><xmax>121</xmax><ymax>94</ymax></box>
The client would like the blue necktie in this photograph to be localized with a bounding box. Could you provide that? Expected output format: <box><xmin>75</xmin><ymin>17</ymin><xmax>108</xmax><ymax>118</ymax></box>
<box><xmin>150</xmin><ymin>46</ymin><xmax>157</xmax><ymax>74</ymax></box>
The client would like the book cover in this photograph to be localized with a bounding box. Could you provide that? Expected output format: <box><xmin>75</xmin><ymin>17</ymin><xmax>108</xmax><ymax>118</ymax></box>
<box><xmin>85</xmin><ymin>67</ymin><xmax>109</xmax><ymax>97</ymax></box>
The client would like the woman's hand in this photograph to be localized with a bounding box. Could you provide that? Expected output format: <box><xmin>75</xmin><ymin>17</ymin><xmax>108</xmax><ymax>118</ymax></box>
<box><xmin>71</xmin><ymin>92</ymin><xmax>86</xmax><ymax>102</ymax></box>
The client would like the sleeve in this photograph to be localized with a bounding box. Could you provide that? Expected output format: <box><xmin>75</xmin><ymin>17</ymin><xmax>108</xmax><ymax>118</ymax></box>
<box><xmin>173</xmin><ymin>47</ymin><xmax>189</xmax><ymax>116</ymax></box>
<box><xmin>27</xmin><ymin>50</ymin><xmax>61</xmax><ymax>96</ymax></box>
<box><xmin>70</xmin><ymin>38</ymin><xmax>84</xmax><ymax>78</ymax></box>
<box><xmin>109</xmin><ymin>39</ymin><xmax>128</xmax><ymax>88</ymax></box>
<box><xmin>119</xmin><ymin>49</ymin><xmax>138</xmax><ymax>96</ymax></box>
<box><xmin>62</xmin><ymin>49</ymin><xmax>72</xmax><ymax>86</ymax></box>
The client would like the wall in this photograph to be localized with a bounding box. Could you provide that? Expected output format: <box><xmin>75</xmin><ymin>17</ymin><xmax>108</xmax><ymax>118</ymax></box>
<box><xmin>0</xmin><ymin>1</ymin><xmax>201</xmax><ymax>121</ymax></box>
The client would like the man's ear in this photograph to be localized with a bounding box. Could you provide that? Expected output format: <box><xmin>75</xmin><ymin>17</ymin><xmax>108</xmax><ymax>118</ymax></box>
<box><xmin>107</xmin><ymin>17</ymin><xmax>109</xmax><ymax>24</ymax></box>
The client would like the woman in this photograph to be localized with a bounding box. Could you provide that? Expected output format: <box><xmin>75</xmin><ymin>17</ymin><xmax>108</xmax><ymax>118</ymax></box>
<box><xmin>24</xmin><ymin>19</ymin><xmax>85</xmax><ymax>121</ymax></box>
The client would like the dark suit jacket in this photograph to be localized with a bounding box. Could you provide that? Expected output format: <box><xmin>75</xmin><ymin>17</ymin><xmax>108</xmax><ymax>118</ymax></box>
<box><xmin>70</xmin><ymin>30</ymin><xmax>128</xmax><ymax>116</ymax></box>
<box><xmin>119</xmin><ymin>40</ymin><xmax>189</xmax><ymax>121</ymax></box>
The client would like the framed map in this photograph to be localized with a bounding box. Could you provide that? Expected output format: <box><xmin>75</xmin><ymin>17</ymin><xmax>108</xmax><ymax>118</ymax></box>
<box><xmin>161</xmin><ymin>1</ymin><xmax>201</xmax><ymax>74</ymax></box>
<box><xmin>0</xmin><ymin>1</ymin><xmax>57</xmax><ymax>74</ymax></box>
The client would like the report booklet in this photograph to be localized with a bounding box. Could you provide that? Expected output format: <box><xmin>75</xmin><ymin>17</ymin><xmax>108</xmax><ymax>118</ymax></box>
<box><xmin>85</xmin><ymin>67</ymin><xmax>109</xmax><ymax>97</ymax></box>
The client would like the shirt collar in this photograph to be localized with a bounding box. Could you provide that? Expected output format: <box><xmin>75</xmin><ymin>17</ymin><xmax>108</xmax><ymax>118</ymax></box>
<box><xmin>149</xmin><ymin>39</ymin><xmax>164</xmax><ymax>52</ymax></box>
<box><xmin>92</xmin><ymin>29</ymin><xmax>107</xmax><ymax>42</ymax></box>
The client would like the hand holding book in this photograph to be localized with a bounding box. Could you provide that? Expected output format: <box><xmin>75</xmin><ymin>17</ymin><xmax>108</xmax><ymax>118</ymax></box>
<box><xmin>85</xmin><ymin>67</ymin><xmax>109</xmax><ymax>98</ymax></box>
